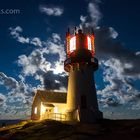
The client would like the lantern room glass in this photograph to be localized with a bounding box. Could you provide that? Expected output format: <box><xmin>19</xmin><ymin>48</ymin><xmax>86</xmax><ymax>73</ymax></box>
<box><xmin>70</xmin><ymin>36</ymin><xmax>76</xmax><ymax>52</ymax></box>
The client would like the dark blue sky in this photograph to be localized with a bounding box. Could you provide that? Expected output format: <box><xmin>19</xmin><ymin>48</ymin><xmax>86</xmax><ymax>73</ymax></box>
<box><xmin>0</xmin><ymin>0</ymin><xmax>140</xmax><ymax>119</ymax></box>
<box><xmin>0</xmin><ymin>0</ymin><xmax>140</xmax><ymax>72</ymax></box>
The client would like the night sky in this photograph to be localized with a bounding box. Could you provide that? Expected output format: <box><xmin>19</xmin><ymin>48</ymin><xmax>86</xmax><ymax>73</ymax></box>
<box><xmin>0</xmin><ymin>0</ymin><xmax>140</xmax><ymax>119</ymax></box>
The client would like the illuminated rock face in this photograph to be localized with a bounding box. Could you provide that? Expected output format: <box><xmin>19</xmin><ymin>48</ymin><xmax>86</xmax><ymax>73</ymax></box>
<box><xmin>64</xmin><ymin>28</ymin><xmax>103</xmax><ymax>122</ymax></box>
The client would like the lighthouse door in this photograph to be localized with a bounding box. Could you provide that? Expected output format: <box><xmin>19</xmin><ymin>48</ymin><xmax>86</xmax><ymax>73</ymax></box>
<box><xmin>43</xmin><ymin>104</ymin><xmax>54</xmax><ymax>119</ymax></box>
<box><xmin>45</xmin><ymin>107</ymin><xmax>53</xmax><ymax>119</ymax></box>
<box><xmin>81</xmin><ymin>95</ymin><xmax>87</xmax><ymax>109</ymax></box>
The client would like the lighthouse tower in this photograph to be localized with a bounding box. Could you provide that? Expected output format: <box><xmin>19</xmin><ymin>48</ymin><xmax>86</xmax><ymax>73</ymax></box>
<box><xmin>64</xmin><ymin>28</ymin><xmax>103</xmax><ymax>122</ymax></box>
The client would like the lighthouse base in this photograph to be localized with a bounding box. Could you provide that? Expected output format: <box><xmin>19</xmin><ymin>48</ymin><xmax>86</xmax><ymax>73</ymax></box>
<box><xmin>66</xmin><ymin>110</ymin><xmax>79</xmax><ymax>121</ymax></box>
<box><xmin>79</xmin><ymin>109</ymin><xmax>103</xmax><ymax>123</ymax></box>
<box><xmin>66</xmin><ymin>109</ymin><xmax>103</xmax><ymax>123</ymax></box>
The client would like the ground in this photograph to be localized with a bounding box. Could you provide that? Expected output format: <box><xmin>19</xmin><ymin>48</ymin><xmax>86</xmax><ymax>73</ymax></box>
<box><xmin>0</xmin><ymin>119</ymin><xmax>140</xmax><ymax>140</ymax></box>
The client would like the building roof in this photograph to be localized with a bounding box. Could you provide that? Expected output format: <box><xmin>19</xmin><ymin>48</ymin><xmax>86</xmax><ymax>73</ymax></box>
<box><xmin>33</xmin><ymin>90</ymin><xmax>67</xmax><ymax>104</ymax></box>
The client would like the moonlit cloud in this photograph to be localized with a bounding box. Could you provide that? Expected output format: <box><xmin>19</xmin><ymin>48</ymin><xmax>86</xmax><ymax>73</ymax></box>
<box><xmin>17</xmin><ymin>49</ymin><xmax>49</xmax><ymax>76</ymax></box>
<box><xmin>39</xmin><ymin>5</ymin><xmax>64</xmax><ymax>16</ymax></box>
<box><xmin>16</xmin><ymin>32</ymin><xmax>66</xmax><ymax>91</ymax></box>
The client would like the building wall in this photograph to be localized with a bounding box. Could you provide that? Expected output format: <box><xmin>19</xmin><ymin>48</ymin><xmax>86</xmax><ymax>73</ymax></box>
<box><xmin>40</xmin><ymin>102</ymin><xmax>67</xmax><ymax>121</ymax></box>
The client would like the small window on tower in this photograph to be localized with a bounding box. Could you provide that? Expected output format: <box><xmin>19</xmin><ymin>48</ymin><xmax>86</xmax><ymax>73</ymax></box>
<box><xmin>70</xmin><ymin>36</ymin><xmax>76</xmax><ymax>52</ymax></box>
<box><xmin>87</xmin><ymin>36</ymin><xmax>92</xmax><ymax>50</ymax></box>
<box><xmin>34</xmin><ymin>107</ymin><xmax>37</xmax><ymax>114</ymax></box>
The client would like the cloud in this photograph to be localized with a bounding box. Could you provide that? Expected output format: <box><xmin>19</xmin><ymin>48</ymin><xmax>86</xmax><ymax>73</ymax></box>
<box><xmin>79</xmin><ymin>1</ymin><xmax>140</xmax><ymax>80</ymax></box>
<box><xmin>88</xmin><ymin>1</ymin><xmax>102</xmax><ymax>27</ymax></box>
<box><xmin>9</xmin><ymin>26</ymin><xmax>22</xmax><ymax>37</ymax></box>
<box><xmin>97</xmin><ymin>58</ymin><xmax>140</xmax><ymax>108</ymax></box>
<box><xmin>43</xmin><ymin>71</ymin><xmax>67</xmax><ymax>90</ymax></box>
<box><xmin>0</xmin><ymin>93</ymin><xmax>6</xmax><ymax>106</ymax></box>
<box><xmin>80</xmin><ymin>15</ymin><xmax>87</xmax><ymax>24</ymax></box>
<box><xmin>17</xmin><ymin>32</ymin><xmax>66</xmax><ymax>91</ymax></box>
<box><xmin>0</xmin><ymin>72</ymin><xmax>18</xmax><ymax>89</ymax></box>
<box><xmin>0</xmin><ymin>72</ymin><xmax>32</xmax><ymax>96</ymax></box>
<box><xmin>80</xmin><ymin>0</ymin><xmax>102</xmax><ymax>29</ymax></box>
<box><xmin>0</xmin><ymin>72</ymin><xmax>34</xmax><ymax>118</ymax></box>
<box><xmin>30</xmin><ymin>37</ymin><xmax>42</xmax><ymax>47</ymax></box>
<box><xmin>17</xmin><ymin>49</ymin><xmax>50</xmax><ymax>76</ymax></box>
<box><xmin>95</xmin><ymin>27</ymin><xmax>140</xmax><ymax>77</ymax></box>
<box><xmin>52</xmin><ymin>33</ymin><xmax>61</xmax><ymax>43</ymax></box>
<box><xmin>9</xmin><ymin>26</ymin><xmax>29</xmax><ymax>44</ymax></box>
<box><xmin>9</xmin><ymin>26</ymin><xmax>43</xmax><ymax>47</ymax></box>
<box><xmin>39</xmin><ymin>5</ymin><xmax>64</xmax><ymax>16</ymax></box>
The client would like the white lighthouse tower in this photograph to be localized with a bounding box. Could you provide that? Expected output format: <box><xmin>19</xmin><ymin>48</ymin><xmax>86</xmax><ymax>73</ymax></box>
<box><xmin>64</xmin><ymin>28</ymin><xmax>103</xmax><ymax>122</ymax></box>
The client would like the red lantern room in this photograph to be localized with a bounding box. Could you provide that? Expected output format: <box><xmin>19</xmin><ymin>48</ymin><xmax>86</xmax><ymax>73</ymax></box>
<box><xmin>64</xmin><ymin>27</ymin><xmax>98</xmax><ymax>72</ymax></box>
<box><xmin>66</xmin><ymin>28</ymin><xmax>95</xmax><ymax>58</ymax></box>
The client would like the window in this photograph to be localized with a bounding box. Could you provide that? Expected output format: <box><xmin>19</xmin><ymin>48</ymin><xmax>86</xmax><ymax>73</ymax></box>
<box><xmin>70</xmin><ymin>36</ymin><xmax>76</xmax><ymax>52</ymax></box>
<box><xmin>34</xmin><ymin>107</ymin><xmax>37</xmax><ymax>114</ymax></box>
<box><xmin>87</xmin><ymin>36</ymin><xmax>92</xmax><ymax>50</ymax></box>
<box><xmin>81</xmin><ymin>95</ymin><xmax>87</xmax><ymax>109</ymax></box>
<box><xmin>54</xmin><ymin>107</ymin><xmax>58</xmax><ymax>113</ymax></box>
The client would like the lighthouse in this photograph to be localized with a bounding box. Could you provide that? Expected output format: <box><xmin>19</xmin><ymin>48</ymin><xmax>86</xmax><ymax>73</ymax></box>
<box><xmin>64</xmin><ymin>27</ymin><xmax>103</xmax><ymax>122</ymax></box>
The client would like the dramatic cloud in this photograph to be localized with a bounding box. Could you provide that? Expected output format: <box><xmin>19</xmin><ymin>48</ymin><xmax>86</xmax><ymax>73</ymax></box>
<box><xmin>79</xmin><ymin>1</ymin><xmax>140</xmax><ymax>108</ymax></box>
<box><xmin>43</xmin><ymin>71</ymin><xmax>67</xmax><ymax>90</ymax></box>
<box><xmin>95</xmin><ymin>28</ymin><xmax>140</xmax><ymax>107</ymax></box>
<box><xmin>95</xmin><ymin>27</ymin><xmax>140</xmax><ymax>78</ymax></box>
<box><xmin>0</xmin><ymin>72</ymin><xmax>34</xmax><ymax>118</ymax></box>
<box><xmin>39</xmin><ymin>5</ymin><xmax>64</xmax><ymax>16</ymax></box>
<box><xmin>0</xmin><ymin>72</ymin><xmax>32</xmax><ymax>96</ymax></box>
<box><xmin>17</xmin><ymin>32</ymin><xmax>66</xmax><ymax>91</ymax></box>
<box><xmin>8</xmin><ymin>21</ymin><xmax>85</xmax><ymax>96</ymax></box>
<box><xmin>17</xmin><ymin>49</ymin><xmax>49</xmax><ymax>76</ymax></box>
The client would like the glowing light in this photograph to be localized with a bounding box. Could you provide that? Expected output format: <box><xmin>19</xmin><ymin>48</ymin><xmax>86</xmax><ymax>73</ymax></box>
<box><xmin>54</xmin><ymin>107</ymin><xmax>58</xmax><ymax>113</ymax></box>
<box><xmin>70</xmin><ymin>36</ymin><xmax>76</xmax><ymax>52</ymax></box>
<box><xmin>87</xmin><ymin>36</ymin><xmax>92</xmax><ymax>50</ymax></box>
<box><xmin>34</xmin><ymin>107</ymin><xmax>37</xmax><ymax>114</ymax></box>
<box><xmin>52</xmin><ymin>61</ymin><xmax>64</xmax><ymax>74</ymax></box>
<box><xmin>40</xmin><ymin>102</ymin><xmax>46</xmax><ymax>115</ymax></box>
